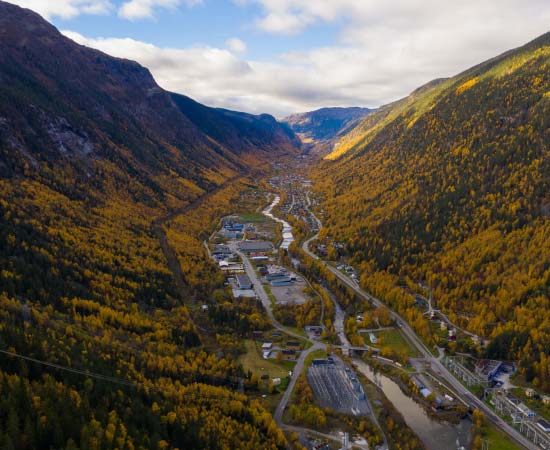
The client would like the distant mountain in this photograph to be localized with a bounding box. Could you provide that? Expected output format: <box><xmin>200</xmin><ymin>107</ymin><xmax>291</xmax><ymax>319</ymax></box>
<box><xmin>314</xmin><ymin>32</ymin><xmax>550</xmax><ymax>389</ymax></box>
<box><xmin>282</xmin><ymin>107</ymin><xmax>373</xmax><ymax>144</ymax></box>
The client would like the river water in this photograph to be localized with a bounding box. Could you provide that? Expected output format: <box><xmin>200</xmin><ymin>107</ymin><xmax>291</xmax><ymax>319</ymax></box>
<box><xmin>262</xmin><ymin>194</ymin><xmax>294</xmax><ymax>249</ymax></box>
<box><xmin>354</xmin><ymin>359</ymin><xmax>471</xmax><ymax>450</ymax></box>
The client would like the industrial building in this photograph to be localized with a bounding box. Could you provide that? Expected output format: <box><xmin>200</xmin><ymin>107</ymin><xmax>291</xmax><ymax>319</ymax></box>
<box><xmin>236</xmin><ymin>274</ymin><xmax>253</xmax><ymax>289</ymax></box>
<box><xmin>238</xmin><ymin>240</ymin><xmax>274</xmax><ymax>253</ymax></box>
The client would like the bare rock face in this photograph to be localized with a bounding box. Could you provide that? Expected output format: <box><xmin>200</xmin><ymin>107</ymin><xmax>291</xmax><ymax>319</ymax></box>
<box><xmin>46</xmin><ymin>117</ymin><xmax>95</xmax><ymax>158</ymax></box>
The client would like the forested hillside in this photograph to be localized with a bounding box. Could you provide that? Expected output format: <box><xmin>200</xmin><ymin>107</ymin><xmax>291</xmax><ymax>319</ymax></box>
<box><xmin>314</xmin><ymin>32</ymin><xmax>550</xmax><ymax>390</ymax></box>
<box><xmin>0</xmin><ymin>2</ymin><xmax>297</xmax><ymax>449</ymax></box>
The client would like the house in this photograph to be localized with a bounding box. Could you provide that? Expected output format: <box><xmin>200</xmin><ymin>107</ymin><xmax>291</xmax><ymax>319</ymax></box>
<box><xmin>286</xmin><ymin>341</ymin><xmax>301</xmax><ymax>351</ymax></box>
<box><xmin>542</xmin><ymin>395</ymin><xmax>550</xmax><ymax>405</ymax></box>
<box><xmin>525</xmin><ymin>388</ymin><xmax>536</xmax><ymax>398</ymax></box>
<box><xmin>236</xmin><ymin>274</ymin><xmax>253</xmax><ymax>289</ymax></box>
<box><xmin>238</xmin><ymin>240</ymin><xmax>274</xmax><ymax>253</ymax></box>
<box><xmin>252</xmin><ymin>331</ymin><xmax>263</xmax><ymax>340</ymax></box>
<box><xmin>448</xmin><ymin>328</ymin><xmax>457</xmax><ymax>341</ymax></box>
<box><xmin>369</xmin><ymin>332</ymin><xmax>377</xmax><ymax>344</ymax></box>
<box><xmin>262</xmin><ymin>350</ymin><xmax>271</xmax><ymax>359</ymax></box>
<box><xmin>440</xmin><ymin>321</ymin><xmax>448</xmax><ymax>331</ymax></box>
<box><xmin>281</xmin><ymin>349</ymin><xmax>297</xmax><ymax>360</ymax></box>
<box><xmin>261</xmin><ymin>342</ymin><xmax>273</xmax><ymax>350</ymax></box>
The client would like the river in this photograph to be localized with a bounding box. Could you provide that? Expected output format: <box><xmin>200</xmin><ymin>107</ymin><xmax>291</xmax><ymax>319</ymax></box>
<box><xmin>263</xmin><ymin>194</ymin><xmax>294</xmax><ymax>249</ymax></box>
<box><xmin>354</xmin><ymin>359</ymin><xmax>471</xmax><ymax>450</ymax></box>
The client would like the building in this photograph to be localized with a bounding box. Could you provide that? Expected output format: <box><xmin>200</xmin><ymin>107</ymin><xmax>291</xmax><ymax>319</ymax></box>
<box><xmin>440</xmin><ymin>321</ymin><xmax>448</xmax><ymax>331</ymax></box>
<box><xmin>213</xmin><ymin>244</ymin><xmax>231</xmax><ymax>256</ymax></box>
<box><xmin>236</xmin><ymin>274</ymin><xmax>252</xmax><ymax>289</ymax></box>
<box><xmin>475</xmin><ymin>359</ymin><xmax>504</xmax><ymax>382</ymax></box>
<box><xmin>266</xmin><ymin>272</ymin><xmax>288</xmax><ymax>281</ymax></box>
<box><xmin>271</xmin><ymin>277</ymin><xmax>294</xmax><ymax>287</ymax></box>
<box><xmin>238</xmin><ymin>240</ymin><xmax>274</xmax><ymax>253</ymax></box>
<box><xmin>286</xmin><ymin>341</ymin><xmax>301</xmax><ymax>351</ymax></box>
<box><xmin>525</xmin><ymin>388</ymin><xmax>536</xmax><ymax>398</ymax></box>
<box><xmin>252</xmin><ymin>331</ymin><xmax>263</xmax><ymax>340</ymax></box>
<box><xmin>369</xmin><ymin>332</ymin><xmax>377</xmax><ymax>344</ymax></box>
<box><xmin>281</xmin><ymin>349</ymin><xmax>297</xmax><ymax>360</ymax></box>
<box><xmin>261</xmin><ymin>342</ymin><xmax>273</xmax><ymax>350</ymax></box>
<box><xmin>262</xmin><ymin>350</ymin><xmax>271</xmax><ymax>359</ymax></box>
<box><xmin>542</xmin><ymin>396</ymin><xmax>550</xmax><ymax>405</ymax></box>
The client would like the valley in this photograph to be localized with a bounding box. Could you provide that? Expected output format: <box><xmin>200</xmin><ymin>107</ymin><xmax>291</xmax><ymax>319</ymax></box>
<box><xmin>2</xmin><ymin>2</ymin><xmax>550</xmax><ymax>450</ymax></box>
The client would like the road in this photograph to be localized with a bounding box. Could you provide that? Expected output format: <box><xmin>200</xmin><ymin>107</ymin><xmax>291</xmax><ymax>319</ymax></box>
<box><xmin>301</xmin><ymin>228</ymin><xmax>536</xmax><ymax>450</ymax></box>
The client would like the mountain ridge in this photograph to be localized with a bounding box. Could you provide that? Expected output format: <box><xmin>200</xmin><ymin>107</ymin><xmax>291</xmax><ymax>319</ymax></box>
<box><xmin>313</xmin><ymin>29</ymin><xmax>550</xmax><ymax>389</ymax></box>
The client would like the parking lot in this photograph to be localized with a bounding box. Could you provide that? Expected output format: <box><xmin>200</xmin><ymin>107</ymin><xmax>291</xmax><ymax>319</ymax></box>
<box><xmin>270</xmin><ymin>278</ymin><xmax>309</xmax><ymax>305</ymax></box>
<box><xmin>307</xmin><ymin>359</ymin><xmax>370</xmax><ymax>416</ymax></box>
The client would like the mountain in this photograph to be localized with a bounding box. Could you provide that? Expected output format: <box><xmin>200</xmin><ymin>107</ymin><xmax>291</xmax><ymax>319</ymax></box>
<box><xmin>171</xmin><ymin>94</ymin><xmax>299</xmax><ymax>155</ymax></box>
<box><xmin>283</xmin><ymin>106</ymin><xmax>373</xmax><ymax>145</ymax></box>
<box><xmin>0</xmin><ymin>2</ymin><xmax>298</xmax><ymax>182</ymax></box>
<box><xmin>314</xmin><ymin>32</ymin><xmax>550</xmax><ymax>389</ymax></box>
<box><xmin>0</xmin><ymin>2</ymin><xmax>297</xmax><ymax>448</ymax></box>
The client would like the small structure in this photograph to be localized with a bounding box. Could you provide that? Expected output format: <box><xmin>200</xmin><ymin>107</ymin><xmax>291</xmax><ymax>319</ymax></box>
<box><xmin>311</xmin><ymin>358</ymin><xmax>329</xmax><ymax>366</ymax></box>
<box><xmin>448</xmin><ymin>328</ymin><xmax>457</xmax><ymax>341</ymax></box>
<box><xmin>525</xmin><ymin>388</ymin><xmax>536</xmax><ymax>398</ymax></box>
<box><xmin>262</xmin><ymin>350</ymin><xmax>271</xmax><ymax>359</ymax></box>
<box><xmin>440</xmin><ymin>321</ymin><xmax>448</xmax><ymax>331</ymax></box>
<box><xmin>271</xmin><ymin>277</ymin><xmax>294</xmax><ymax>286</ymax></box>
<box><xmin>475</xmin><ymin>359</ymin><xmax>503</xmax><ymax>382</ymax></box>
<box><xmin>261</xmin><ymin>342</ymin><xmax>273</xmax><ymax>350</ymax></box>
<box><xmin>281</xmin><ymin>349</ymin><xmax>297</xmax><ymax>360</ymax></box>
<box><xmin>236</xmin><ymin>274</ymin><xmax>253</xmax><ymax>289</ymax></box>
<box><xmin>286</xmin><ymin>341</ymin><xmax>301</xmax><ymax>351</ymax></box>
<box><xmin>369</xmin><ymin>332</ymin><xmax>377</xmax><ymax>344</ymax></box>
<box><xmin>542</xmin><ymin>395</ymin><xmax>550</xmax><ymax>405</ymax></box>
<box><xmin>517</xmin><ymin>402</ymin><xmax>536</xmax><ymax>418</ymax></box>
<box><xmin>252</xmin><ymin>331</ymin><xmax>263</xmax><ymax>340</ymax></box>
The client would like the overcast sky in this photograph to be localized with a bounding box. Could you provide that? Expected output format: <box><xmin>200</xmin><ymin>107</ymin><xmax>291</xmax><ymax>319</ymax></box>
<box><xmin>10</xmin><ymin>0</ymin><xmax>550</xmax><ymax>117</ymax></box>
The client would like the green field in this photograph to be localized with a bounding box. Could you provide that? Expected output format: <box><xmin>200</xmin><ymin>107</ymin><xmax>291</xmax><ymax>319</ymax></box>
<box><xmin>364</xmin><ymin>329</ymin><xmax>418</xmax><ymax>357</ymax></box>
<box><xmin>478</xmin><ymin>423</ymin><xmax>522</xmax><ymax>450</ymax></box>
<box><xmin>239</xmin><ymin>212</ymin><xmax>266</xmax><ymax>222</ymax></box>
<box><xmin>238</xmin><ymin>340</ymin><xmax>294</xmax><ymax>379</ymax></box>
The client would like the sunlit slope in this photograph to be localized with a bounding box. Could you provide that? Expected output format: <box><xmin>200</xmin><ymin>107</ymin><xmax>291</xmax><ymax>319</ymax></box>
<box><xmin>315</xmin><ymin>32</ymin><xmax>550</xmax><ymax>390</ymax></box>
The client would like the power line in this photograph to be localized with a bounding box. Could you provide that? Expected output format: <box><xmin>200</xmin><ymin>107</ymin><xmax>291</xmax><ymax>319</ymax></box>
<box><xmin>0</xmin><ymin>348</ymin><xmax>251</xmax><ymax>403</ymax></box>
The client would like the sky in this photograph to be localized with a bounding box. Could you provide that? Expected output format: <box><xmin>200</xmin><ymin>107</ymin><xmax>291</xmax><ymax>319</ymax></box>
<box><xmin>9</xmin><ymin>0</ymin><xmax>550</xmax><ymax>117</ymax></box>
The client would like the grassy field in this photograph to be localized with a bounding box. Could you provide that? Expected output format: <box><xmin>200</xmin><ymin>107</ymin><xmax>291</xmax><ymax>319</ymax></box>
<box><xmin>239</xmin><ymin>212</ymin><xmax>266</xmax><ymax>222</ymax></box>
<box><xmin>478</xmin><ymin>422</ymin><xmax>522</xmax><ymax>450</ymax></box>
<box><xmin>238</xmin><ymin>340</ymin><xmax>294</xmax><ymax>379</ymax></box>
<box><xmin>365</xmin><ymin>329</ymin><xmax>418</xmax><ymax>357</ymax></box>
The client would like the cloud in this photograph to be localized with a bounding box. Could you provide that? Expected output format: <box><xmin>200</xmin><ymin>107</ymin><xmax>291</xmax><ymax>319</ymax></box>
<box><xmin>63</xmin><ymin>0</ymin><xmax>550</xmax><ymax>116</ymax></box>
<box><xmin>9</xmin><ymin>0</ymin><xmax>113</xmax><ymax>19</ymax></box>
<box><xmin>225</xmin><ymin>38</ymin><xmax>247</xmax><ymax>54</ymax></box>
<box><xmin>118</xmin><ymin>0</ymin><xmax>201</xmax><ymax>20</ymax></box>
